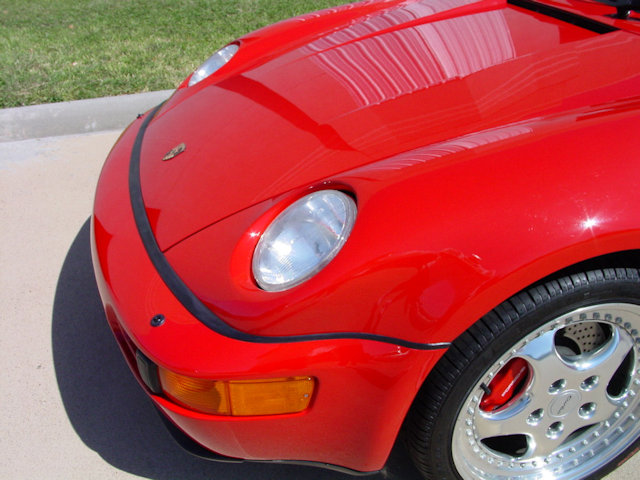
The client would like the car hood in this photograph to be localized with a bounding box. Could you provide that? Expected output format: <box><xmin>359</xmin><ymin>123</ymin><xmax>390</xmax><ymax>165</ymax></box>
<box><xmin>138</xmin><ymin>0</ymin><xmax>640</xmax><ymax>251</ymax></box>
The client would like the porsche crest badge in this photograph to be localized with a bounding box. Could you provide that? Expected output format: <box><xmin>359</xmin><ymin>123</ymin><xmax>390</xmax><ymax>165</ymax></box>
<box><xmin>162</xmin><ymin>142</ymin><xmax>186</xmax><ymax>161</ymax></box>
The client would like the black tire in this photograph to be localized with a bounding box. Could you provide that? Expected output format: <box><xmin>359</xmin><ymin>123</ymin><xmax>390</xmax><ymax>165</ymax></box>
<box><xmin>405</xmin><ymin>268</ymin><xmax>640</xmax><ymax>480</ymax></box>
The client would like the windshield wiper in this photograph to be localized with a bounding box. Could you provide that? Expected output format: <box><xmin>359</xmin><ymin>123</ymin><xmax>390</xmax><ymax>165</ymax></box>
<box><xmin>596</xmin><ymin>0</ymin><xmax>640</xmax><ymax>19</ymax></box>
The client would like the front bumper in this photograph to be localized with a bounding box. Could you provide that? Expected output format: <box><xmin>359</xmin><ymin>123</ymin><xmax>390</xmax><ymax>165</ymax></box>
<box><xmin>91</xmin><ymin>110</ymin><xmax>446</xmax><ymax>472</ymax></box>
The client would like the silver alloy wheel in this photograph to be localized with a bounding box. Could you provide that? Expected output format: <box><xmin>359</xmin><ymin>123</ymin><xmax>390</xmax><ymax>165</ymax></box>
<box><xmin>452</xmin><ymin>303</ymin><xmax>640</xmax><ymax>479</ymax></box>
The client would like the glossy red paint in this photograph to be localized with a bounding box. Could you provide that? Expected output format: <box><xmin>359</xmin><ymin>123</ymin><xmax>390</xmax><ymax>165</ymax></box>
<box><xmin>92</xmin><ymin>0</ymin><xmax>640</xmax><ymax>473</ymax></box>
<box><xmin>165</xmin><ymin>99</ymin><xmax>640</xmax><ymax>344</ymax></box>
<box><xmin>145</xmin><ymin>0</ymin><xmax>639</xmax><ymax>251</ymax></box>
<box><xmin>539</xmin><ymin>0</ymin><xmax>640</xmax><ymax>34</ymax></box>
<box><xmin>92</xmin><ymin>111</ymin><xmax>445</xmax><ymax>470</ymax></box>
<box><xmin>153</xmin><ymin>0</ymin><xmax>640</xmax><ymax>343</ymax></box>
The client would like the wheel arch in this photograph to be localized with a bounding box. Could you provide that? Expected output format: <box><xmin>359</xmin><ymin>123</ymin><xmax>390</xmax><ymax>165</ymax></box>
<box><xmin>402</xmin><ymin>261</ymin><xmax>640</xmax><ymax>479</ymax></box>
<box><xmin>532</xmin><ymin>249</ymin><xmax>640</xmax><ymax>288</ymax></box>
<box><xmin>421</xmin><ymin>233</ymin><xmax>640</xmax><ymax>348</ymax></box>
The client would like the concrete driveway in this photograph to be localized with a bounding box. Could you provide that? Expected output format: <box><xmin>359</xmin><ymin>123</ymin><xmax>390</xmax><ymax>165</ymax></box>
<box><xmin>1</xmin><ymin>95</ymin><xmax>638</xmax><ymax>479</ymax></box>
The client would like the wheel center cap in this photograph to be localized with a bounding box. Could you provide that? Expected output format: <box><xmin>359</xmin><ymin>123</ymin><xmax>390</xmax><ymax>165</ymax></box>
<box><xmin>549</xmin><ymin>390</ymin><xmax>581</xmax><ymax>417</ymax></box>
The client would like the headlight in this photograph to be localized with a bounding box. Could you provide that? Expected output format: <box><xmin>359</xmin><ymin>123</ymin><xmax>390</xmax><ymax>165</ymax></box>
<box><xmin>252</xmin><ymin>190</ymin><xmax>357</xmax><ymax>292</ymax></box>
<box><xmin>188</xmin><ymin>44</ymin><xmax>239</xmax><ymax>87</ymax></box>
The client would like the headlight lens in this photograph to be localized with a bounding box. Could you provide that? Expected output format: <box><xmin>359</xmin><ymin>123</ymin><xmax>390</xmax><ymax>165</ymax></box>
<box><xmin>253</xmin><ymin>190</ymin><xmax>357</xmax><ymax>292</ymax></box>
<box><xmin>188</xmin><ymin>44</ymin><xmax>239</xmax><ymax>87</ymax></box>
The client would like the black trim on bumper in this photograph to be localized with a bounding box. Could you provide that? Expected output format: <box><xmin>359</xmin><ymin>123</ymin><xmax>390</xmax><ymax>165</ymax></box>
<box><xmin>135</xmin><ymin>350</ymin><xmax>162</xmax><ymax>394</ymax></box>
<box><xmin>129</xmin><ymin>105</ymin><xmax>449</xmax><ymax>351</ymax></box>
<box><xmin>156</xmin><ymin>408</ymin><xmax>378</xmax><ymax>476</ymax></box>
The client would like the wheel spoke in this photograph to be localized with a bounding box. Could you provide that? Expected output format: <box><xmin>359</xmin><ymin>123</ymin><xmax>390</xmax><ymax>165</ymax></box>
<box><xmin>517</xmin><ymin>330</ymin><xmax>583</xmax><ymax>390</ymax></box>
<box><xmin>569</xmin><ymin>328</ymin><xmax>635</xmax><ymax>425</ymax></box>
<box><xmin>525</xmin><ymin>415</ymin><xmax>599</xmax><ymax>459</ymax></box>
<box><xmin>580</xmin><ymin>386</ymin><xmax>621</xmax><ymax>425</ymax></box>
<box><xmin>448</xmin><ymin>300</ymin><xmax>640</xmax><ymax>480</ymax></box>
<box><xmin>474</xmin><ymin>323</ymin><xmax>636</xmax><ymax>460</ymax></box>
<box><xmin>474</xmin><ymin>396</ymin><xmax>534</xmax><ymax>439</ymax></box>
<box><xmin>527</xmin><ymin>424</ymin><xmax>568</xmax><ymax>458</ymax></box>
<box><xmin>571</xmin><ymin>327</ymin><xmax>635</xmax><ymax>391</ymax></box>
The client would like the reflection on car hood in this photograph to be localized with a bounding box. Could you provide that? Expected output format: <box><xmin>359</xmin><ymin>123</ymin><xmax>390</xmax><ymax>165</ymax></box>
<box><xmin>138</xmin><ymin>0</ymin><xmax>640</xmax><ymax>250</ymax></box>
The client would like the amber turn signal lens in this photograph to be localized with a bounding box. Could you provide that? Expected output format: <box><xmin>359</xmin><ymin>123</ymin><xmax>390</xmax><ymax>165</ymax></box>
<box><xmin>228</xmin><ymin>377</ymin><xmax>314</xmax><ymax>416</ymax></box>
<box><xmin>158</xmin><ymin>368</ymin><xmax>314</xmax><ymax>416</ymax></box>
<box><xmin>158</xmin><ymin>368</ymin><xmax>231</xmax><ymax>415</ymax></box>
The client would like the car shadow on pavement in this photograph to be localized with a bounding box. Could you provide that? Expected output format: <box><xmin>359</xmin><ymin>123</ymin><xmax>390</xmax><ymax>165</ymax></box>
<box><xmin>52</xmin><ymin>219</ymin><xmax>423</xmax><ymax>480</ymax></box>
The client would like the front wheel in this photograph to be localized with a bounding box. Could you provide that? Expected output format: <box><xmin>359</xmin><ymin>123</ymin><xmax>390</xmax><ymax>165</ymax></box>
<box><xmin>405</xmin><ymin>268</ymin><xmax>640</xmax><ymax>480</ymax></box>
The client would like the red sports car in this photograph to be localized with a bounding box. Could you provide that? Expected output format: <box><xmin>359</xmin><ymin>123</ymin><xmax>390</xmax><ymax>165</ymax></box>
<box><xmin>91</xmin><ymin>0</ymin><xmax>640</xmax><ymax>478</ymax></box>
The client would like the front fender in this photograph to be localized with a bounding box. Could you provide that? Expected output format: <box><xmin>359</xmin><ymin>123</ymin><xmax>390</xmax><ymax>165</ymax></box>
<box><xmin>339</xmin><ymin>97</ymin><xmax>640</xmax><ymax>343</ymax></box>
<box><xmin>166</xmin><ymin>97</ymin><xmax>640</xmax><ymax>345</ymax></box>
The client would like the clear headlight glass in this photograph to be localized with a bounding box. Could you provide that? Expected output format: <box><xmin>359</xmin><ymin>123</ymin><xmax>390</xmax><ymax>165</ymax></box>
<box><xmin>188</xmin><ymin>44</ymin><xmax>239</xmax><ymax>87</ymax></box>
<box><xmin>252</xmin><ymin>191</ymin><xmax>357</xmax><ymax>292</ymax></box>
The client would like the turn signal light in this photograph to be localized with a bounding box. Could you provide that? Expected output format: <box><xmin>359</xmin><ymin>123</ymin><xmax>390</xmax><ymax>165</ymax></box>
<box><xmin>158</xmin><ymin>368</ymin><xmax>231</xmax><ymax>415</ymax></box>
<box><xmin>158</xmin><ymin>367</ymin><xmax>314</xmax><ymax>416</ymax></box>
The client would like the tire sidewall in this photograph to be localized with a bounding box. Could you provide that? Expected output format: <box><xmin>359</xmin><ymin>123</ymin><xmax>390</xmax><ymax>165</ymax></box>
<box><xmin>427</xmin><ymin>280</ymin><xmax>640</xmax><ymax>480</ymax></box>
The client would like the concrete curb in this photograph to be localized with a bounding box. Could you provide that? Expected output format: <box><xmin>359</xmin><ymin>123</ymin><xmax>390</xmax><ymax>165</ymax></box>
<box><xmin>0</xmin><ymin>90</ymin><xmax>173</xmax><ymax>143</ymax></box>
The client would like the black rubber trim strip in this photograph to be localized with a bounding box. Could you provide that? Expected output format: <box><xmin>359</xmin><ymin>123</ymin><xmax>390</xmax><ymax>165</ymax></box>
<box><xmin>135</xmin><ymin>350</ymin><xmax>162</xmax><ymax>394</ymax></box>
<box><xmin>508</xmin><ymin>0</ymin><xmax>619</xmax><ymax>33</ymax></box>
<box><xmin>129</xmin><ymin>105</ymin><xmax>449</xmax><ymax>351</ymax></box>
<box><xmin>156</xmin><ymin>407</ymin><xmax>377</xmax><ymax>476</ymax></box>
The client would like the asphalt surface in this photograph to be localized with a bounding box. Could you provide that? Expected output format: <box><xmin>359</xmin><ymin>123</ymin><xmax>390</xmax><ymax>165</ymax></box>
<box><xmin>0</xmin><ymin>93</ymin><xmax>638</xmax><ymax>479</ymax></box>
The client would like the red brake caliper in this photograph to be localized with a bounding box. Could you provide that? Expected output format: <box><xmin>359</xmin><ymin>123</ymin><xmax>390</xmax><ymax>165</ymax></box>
<box><xmin>479</xmin><ymin>358</ymin><xmax>530</xmax><ymax>412</ymax></box>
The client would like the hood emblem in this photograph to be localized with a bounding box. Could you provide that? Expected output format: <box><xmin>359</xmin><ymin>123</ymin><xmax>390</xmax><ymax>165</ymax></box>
<box><xmin>162</xmin><ymin>142</ymin><xmax>186</xmax><ymax>161</ymax></box>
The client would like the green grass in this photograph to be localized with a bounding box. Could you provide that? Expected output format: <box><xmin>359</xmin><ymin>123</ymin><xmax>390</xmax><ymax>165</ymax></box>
<box><xmin>0</xmin><ymin>0</ymin><xmax>344</xmax><ymax>108</ymax></box>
